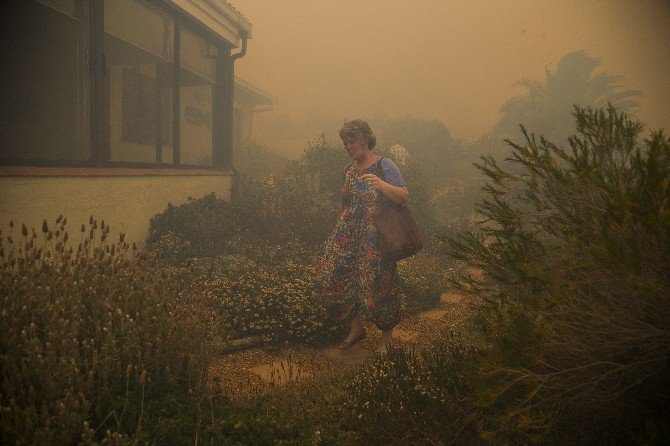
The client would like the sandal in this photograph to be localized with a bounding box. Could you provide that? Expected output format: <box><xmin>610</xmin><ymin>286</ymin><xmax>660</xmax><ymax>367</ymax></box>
<box><xmin>337</xmin><ymin>330</ymin><xmax>366</xmax><ymax>350</ymax></box>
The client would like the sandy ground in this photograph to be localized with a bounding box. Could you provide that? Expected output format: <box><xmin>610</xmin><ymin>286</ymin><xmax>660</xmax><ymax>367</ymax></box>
<box><xmin>209</xmin><ymin>291</ymin><xmax>477</xmax><ymax>402</ymax></box>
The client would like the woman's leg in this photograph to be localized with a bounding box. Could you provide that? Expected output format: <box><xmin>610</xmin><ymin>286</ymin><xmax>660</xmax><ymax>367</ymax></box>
<box><xmin>377</xmin><ymin>328</ymin><xmax>393</xmax><ymax>354</ymax></box>
<box><xmin>343</xmin><ymin>312</ymin><xmax>365</xmax><ymax>342</ymax></box>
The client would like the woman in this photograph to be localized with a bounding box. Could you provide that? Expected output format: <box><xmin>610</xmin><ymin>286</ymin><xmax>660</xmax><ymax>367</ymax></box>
<box><xmin>317</xmin><ymin>119</ymin><xmax>409</xmax><ymax>355</ymax></box>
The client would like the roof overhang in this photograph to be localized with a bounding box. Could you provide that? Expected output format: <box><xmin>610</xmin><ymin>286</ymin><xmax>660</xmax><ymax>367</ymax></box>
<box><xmin>234</xmin><ymin>76</ymin><xmax>274</xmax><ymax>107</ymax></box>
<box><xmin>167</xmin><ymin>0</ymin><xmax>251</xmax><ymax>47</ymax></box>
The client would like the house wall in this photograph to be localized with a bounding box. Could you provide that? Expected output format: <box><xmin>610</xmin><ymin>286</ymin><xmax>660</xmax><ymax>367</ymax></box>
<box><xmin>0</xmin><ymin>173</ymin><xmax>232</xmax><ymax>244</ymax></box>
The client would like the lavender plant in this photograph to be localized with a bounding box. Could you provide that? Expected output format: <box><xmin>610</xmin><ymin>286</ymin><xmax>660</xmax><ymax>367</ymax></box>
<box><xmin>0</xmin><ymin>217</ymin><xmax>221</xmax><ymax>444</ymax></box>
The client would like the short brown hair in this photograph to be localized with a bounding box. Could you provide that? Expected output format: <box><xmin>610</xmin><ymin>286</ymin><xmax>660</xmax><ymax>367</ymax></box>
<box><xmin>339</xmin><ymin>119</ymin><xmax>376</xmax><ymax>149</ymax></box>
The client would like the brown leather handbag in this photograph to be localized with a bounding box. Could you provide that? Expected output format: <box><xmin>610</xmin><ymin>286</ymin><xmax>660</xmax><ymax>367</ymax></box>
<box><xmin>373</xmin><ymin>158</ymin><xmax>423</xmax><ymax>261</ymax></box>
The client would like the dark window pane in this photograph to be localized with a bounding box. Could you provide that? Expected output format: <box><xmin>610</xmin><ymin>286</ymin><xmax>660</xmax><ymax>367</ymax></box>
<box><xmin>105</xmin><ymin>0</ymin><xmax>173</xmax><ymax>164</ymax></box>
<box><xmin>179</xmin><ymin>27</ymin><xmax>216</xmax><ymax>167</ymax></box>
<box><xmin>0</xmin><ymin>0</ymin><xmax>90</xmax><ymax>163</ymax></box>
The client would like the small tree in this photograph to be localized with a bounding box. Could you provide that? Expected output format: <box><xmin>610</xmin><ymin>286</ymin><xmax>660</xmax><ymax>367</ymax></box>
<box><xmin>298</xmin><ymin>134</ymin><xmax>351</xmax><ymax>204</ymax></box>
<box><xmin>494</xmin><ymin>51</ymin><xmax>642</xmax><ymax>144</ymax></box>
<box><xmin>448</xmin><ymin>105</ymin><xmax>670</xmax><ymax>442</ymax></box>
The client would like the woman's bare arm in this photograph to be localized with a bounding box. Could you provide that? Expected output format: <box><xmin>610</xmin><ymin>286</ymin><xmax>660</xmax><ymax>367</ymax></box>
<box><xmin>360</xmin><ymin>173</ymin><xmax>409</xmax><ymax>205</ymax></box>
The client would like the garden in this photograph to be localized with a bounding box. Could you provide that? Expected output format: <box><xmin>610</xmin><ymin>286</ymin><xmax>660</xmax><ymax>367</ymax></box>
<box><xmin>2</xmin><ymin>105</ymin><xmax>669</xmax><ymax>444</ymax></box>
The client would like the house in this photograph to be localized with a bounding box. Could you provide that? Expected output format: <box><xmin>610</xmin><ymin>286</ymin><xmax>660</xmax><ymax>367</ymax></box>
<box><xmin>234</xmin><ymin>75</ymin><xmax>274</xmax><ymax>151</ymax></box>
<box><xmin>0</xmin><ymin>0</ymin><xmax>268</xmax><ymax>243</ymax></box>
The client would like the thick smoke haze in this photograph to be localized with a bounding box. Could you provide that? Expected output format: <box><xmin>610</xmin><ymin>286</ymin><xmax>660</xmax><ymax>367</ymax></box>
<box><xmin>233</xmin><ymin>0</ymin><xmax>670</xmax><ymax>156</ymax></box>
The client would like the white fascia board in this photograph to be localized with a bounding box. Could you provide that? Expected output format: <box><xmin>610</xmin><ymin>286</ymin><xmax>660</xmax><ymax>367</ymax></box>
<box><xmin>168</xmin><ymin>0</ymin><xmax>252</xmax><ymax>47</ymax></box>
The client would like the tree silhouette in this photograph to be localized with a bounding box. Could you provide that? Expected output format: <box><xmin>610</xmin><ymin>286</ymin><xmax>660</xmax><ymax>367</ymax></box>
<box><xmin>493</xmin><ymin>50</ymin><xmax>643</xmax><ymax>144</ymax></box>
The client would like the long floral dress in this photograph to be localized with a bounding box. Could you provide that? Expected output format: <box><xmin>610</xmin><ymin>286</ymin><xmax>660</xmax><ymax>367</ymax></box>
<box><xmin>317</xmin><ymin>157</ymin><xmax>406</xmax><ymax>331</ymax></box>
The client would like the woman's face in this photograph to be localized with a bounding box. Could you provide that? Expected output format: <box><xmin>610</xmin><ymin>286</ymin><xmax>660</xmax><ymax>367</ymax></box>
<box><xmin>343</xmin><ymin>136</ymin><xmax>368</xmax><ymax>161</ymax></box>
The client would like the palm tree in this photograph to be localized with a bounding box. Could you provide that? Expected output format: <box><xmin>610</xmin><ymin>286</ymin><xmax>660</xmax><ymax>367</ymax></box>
<box><xmin>494</xmin><ymin>50</ymin><xmax>642</xmax><ymax>143</ymax></box>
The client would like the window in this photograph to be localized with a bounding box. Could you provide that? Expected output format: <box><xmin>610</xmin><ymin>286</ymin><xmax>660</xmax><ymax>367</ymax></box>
<box><xmin>105</xmin><ymin>0</ymin><xmax>174</xmax><ymax>164</ymax></box>
<box><xmin>0</xmin><ymin>0</ymin><xmax>90</xmax><ymax>163</ymax></box>
<box><xmin>0</xmin><ymin>0</ymin><xmax>233</xmax><ymax>170</ymax></box>
<box><xmin>179</xmin><ymin>27</ymin><xmax>217</xmax><ymax>167</ymax></box>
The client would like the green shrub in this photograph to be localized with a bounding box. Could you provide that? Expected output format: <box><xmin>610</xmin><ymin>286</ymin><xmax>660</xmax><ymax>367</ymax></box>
<box><xmin>148</xmin><ymin>178</ymin><xmax>338</xmax><ymax>267</ymax></box>
<box><xmin>344</xmin><ymin>333</ymin><xmax>483</xmax><ymax>444</ymax></box>
<box><xmin>233</xmin><ymin>140</ymin><xmax>293</xmax><ymax>180</ymax></box>
<box><xmin>205</xmin><ymin>238</ymin><xmax>343</xmax><ymax>347</ymax></box>
<box><xmin>298</xmin><ymin>134</ymin><xmax>351</xmax><ymax>204</ymax></box>
<box><xmin>398</xmin><ymin>251</ymin><xmax>449</xmax><ymax>314</ymax></box>
<box><xmin>147</xmin><ymin>193</ymin><xmax>236</xmax><ymax>265</ymax></box>
<box><xmin>448</xmin><ymin>105</ymin><xmax>670</xmax><ymax>442</ymax></box>
<box><xmin>234</xmin><ymin>175</ymin><xmax>339</xmax><ymax>246</ymax></box>
<box><xmin>430</xmin><ymin>180</ymin><xmax>483</xmax><ymax>239</ymax></box>
<box><xmin>0</xmin><ymin>217</ymin><xmax>221</xmax><ymax>444</ymax></box>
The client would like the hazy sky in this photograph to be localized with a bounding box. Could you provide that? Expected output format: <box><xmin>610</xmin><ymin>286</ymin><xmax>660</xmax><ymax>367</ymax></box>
<box><xmin>232</xmin><ymin>0</ymin><xmax>670</xmax><ymax>152</ymax></box>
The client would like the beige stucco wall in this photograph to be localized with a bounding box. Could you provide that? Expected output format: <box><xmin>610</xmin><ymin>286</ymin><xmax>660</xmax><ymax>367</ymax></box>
<box><xmin>0</xmin><ymin>175</ymin><xmax>232</xmax><ymax>244</ymax></box>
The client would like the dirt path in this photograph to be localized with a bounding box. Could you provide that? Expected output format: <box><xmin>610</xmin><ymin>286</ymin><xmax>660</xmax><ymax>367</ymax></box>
<box><xmin>209</xmin><ymin>292</ymin><xmax>474</xmax><ymax>401</ymax></box>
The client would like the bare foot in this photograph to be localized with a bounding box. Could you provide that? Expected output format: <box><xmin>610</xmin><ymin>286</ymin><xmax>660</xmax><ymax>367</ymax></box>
<box><xmin>343</xmin><ymin>326</ymin><xmax>365</xmax><ymax>343</ymax></box>
<box><xmin>375</xmin><ymin>340</ymin><xmax>392</xmax><ymax>356</ymax></box>
<box><xmin>338</xmin><ymin>328</ymin><xmax>366</xmax><ymax>350</ymax></box>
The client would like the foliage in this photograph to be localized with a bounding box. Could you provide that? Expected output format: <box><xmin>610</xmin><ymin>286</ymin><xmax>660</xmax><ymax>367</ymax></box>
<box><xmin>212</xmin><ymin>372</ymin><xmax>361</xmax><ymax>446</ymax></box>
<box><xmin>147</xmin><ymin>177</ymin><xmax>338</xmax><ymax>267</ymax></box>
<box><xmin>398</xmin><ymin>250</ymin><xmax>450</xmax><ymax>315</ymax></box>
<box><xmin>204</xmin><ymin>237</ymin><xmax>344</xmax><ymax>347</ymax></box>
<box><xmin>298</xmin><ymin>133</ymin><xmax>351</xmax><ymax>204</ymax></box>
<box><xmin>494</xmin><ymin>50</ymin><xmax>642</xmax><ymax>145</ymax></box>
<box><xmin>374</xmin><ymin>117</ymin><xmax>463</xmax><ymax>182</ymax></box>
<box><xmin>233</xmin><ymin>140</ymin><xmax>292</xmax><ymax>180</ymax></box>
<box><xmin>203</xmin><ymin>397</ymin><xmax>342</xmax><ymax>446</ymax></box>
<box><xmin>430</xmin><ymin>180</ymin><xmax>483</xmax><ymax>240</ymax></box>
<box><xmin>0</xmin><ymin>217</ymin><xmax>222</xmax><ymax>444</ymax></box>
<box><xmin>234</xmin><ymin>174</ymin><xmax>339</xmax><ymax>246</ymax></box>
<box><xmin>448</xmin><ymin>105</ymin><xmax>670</xmax><ymax>442</ymax></box>
<box><xmin>343</xmin><ymin>333</ymin><xmax>483</xmax><ymax>444</ymax></box>
<box><xmin>147</xmin><ymin>193</ymin><xmax>236</xmax><ymax>265</ymax></box>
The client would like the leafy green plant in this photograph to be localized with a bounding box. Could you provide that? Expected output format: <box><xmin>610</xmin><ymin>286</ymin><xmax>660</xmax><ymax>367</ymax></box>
<box><xmin>448</xmin><ymin>105</ymin><xmax>670</xmax><ymax>442</ymax></box>
<box><xmin>344</xmin><ymin>333</ymin><xmax>483</xmax><ymax>444</ymax></box>
<box><xmin>373</xmin><ymin>116</ymin><xmax>462</xmax><ymax>183</ymax></box>
<box><xmin>147</xmin><ymin>193</ymin><xmax>237</xmax><ymax>265</ymax></box>
<box><xmin>234</xmin><ymin>175</ymin><xmax>339</xmax><ymax>246</ymax></box>
<box><xmin>398</xmin><ymin>251</ymin><xmax>449</xmax><ymax>314</ymax></box>
<box><xmin>205</xmin><ymin>237</ymin><xmax>343</xmax><ymax>347</ymax></box>
<box><xmin>233</xmin><ymin>139</ymin><xmax>293</xmax><ymax>180</ymax></box>
<box><xmin>298</xmin><ymin>134</ymin><xmax>351</xmax><ymax>204</ymax></box>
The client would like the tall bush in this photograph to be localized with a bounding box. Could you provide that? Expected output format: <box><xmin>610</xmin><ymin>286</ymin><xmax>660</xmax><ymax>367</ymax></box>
<box><xmin>0</xmin><ymin>218</ymin><xmax>221</xmax><ymax>444</ymax></box>
<box><xmin>147</xmin><ymin>193</ymin><xmax>237</xmax><ymax>265</ymax></box>
<box><xmin>344</xmin><ymin>334</ymin><xmax>483</xmax><ymax>444</ymax></box>
<box><xmin>448</xmin><ymin>105</ymin><xmax>670</xmax><ymax>441</ymax></box>
<box><xmin>298</xmin><ymin>134</ymin><xmax>351</xmax><ymax>204</ymax></box>
<box><xmin>234</xmin><ymin>175</ymin><xmax>339</xmax><ymax>246</ymax></box>
<box><xmin>205</xmin><ymin>241</ymin><xmax>342</xmax><ymax>347</ymax></box>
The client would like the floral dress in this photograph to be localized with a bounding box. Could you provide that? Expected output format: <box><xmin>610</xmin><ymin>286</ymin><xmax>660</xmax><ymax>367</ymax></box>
<box><xmin>317</xmin><ymin>157</ymin><xmax>406</xmax><ymax>331</ymax></box>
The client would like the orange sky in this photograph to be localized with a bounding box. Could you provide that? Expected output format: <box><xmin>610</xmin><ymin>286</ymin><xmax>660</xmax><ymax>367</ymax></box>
<box><xmin>232</xmin><ymin>0</ymin><xmax>670</xmax><ymax>152</ymax></box>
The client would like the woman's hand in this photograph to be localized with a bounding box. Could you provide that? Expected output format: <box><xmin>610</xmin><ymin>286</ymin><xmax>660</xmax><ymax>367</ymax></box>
<box><xmin>361</xmin><ymin>174</ymin><xmax>409</xmax><ymax>205</ymax></box>
<box><xmin>361</xmin><ymin>173</ymin><xmax>383</xmax><ymax>190</ymax></box>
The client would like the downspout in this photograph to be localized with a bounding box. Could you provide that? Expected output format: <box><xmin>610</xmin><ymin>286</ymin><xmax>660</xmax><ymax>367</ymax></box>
<box><xmin>232</xmin><ymin>29</ymin><xmax>248</xmax><ymax>61</ymax></box>
<box><xmin>228</xmin><ymin>29</ymin><xmax>248</xmax><ymax>200</ymax></box>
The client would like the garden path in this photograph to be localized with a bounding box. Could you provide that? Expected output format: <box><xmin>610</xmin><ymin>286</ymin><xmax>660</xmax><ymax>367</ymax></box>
<box><xmin>209</xmin><ymin>291</ymin><xmax>473</xmax><ymax>401</ymax></box>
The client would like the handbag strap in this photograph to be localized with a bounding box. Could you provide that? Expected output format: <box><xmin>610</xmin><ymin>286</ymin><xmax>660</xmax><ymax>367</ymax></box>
<box><xmin>375</xmin><ymin>157</ymin><xmax>391</xmax><ymax>209</ymax></box>
<box><xmin>374</xmin><ymin>156</ymin><xmax>386</xmax><ymax>181</ymax></box>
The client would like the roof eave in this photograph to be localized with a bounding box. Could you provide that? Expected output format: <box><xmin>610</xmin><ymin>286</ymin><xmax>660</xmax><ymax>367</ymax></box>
<box><xmin>168</xmin><ymin>0</ymin><xmax>252</xmax><ymax>47</ymax></box>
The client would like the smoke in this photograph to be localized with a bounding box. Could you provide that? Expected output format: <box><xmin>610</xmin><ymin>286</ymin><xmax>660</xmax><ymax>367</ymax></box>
<box><xmin>233</xmin><ymin>0</ymin><xmax>670</xmax><ymax>156</ymax></box>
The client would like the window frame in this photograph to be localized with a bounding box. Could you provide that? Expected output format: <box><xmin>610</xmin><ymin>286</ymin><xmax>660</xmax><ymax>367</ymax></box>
<box><xmin>0</xmin><ymin>0</ymin><xmax>234</xmax><ymax>172</ymax></box>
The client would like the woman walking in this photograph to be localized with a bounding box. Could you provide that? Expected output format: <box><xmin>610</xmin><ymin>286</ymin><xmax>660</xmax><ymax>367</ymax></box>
<box><xmin>317</xmin><ymin>119</ymin><xmax>409</xmax><ymax>355</ymax></box>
